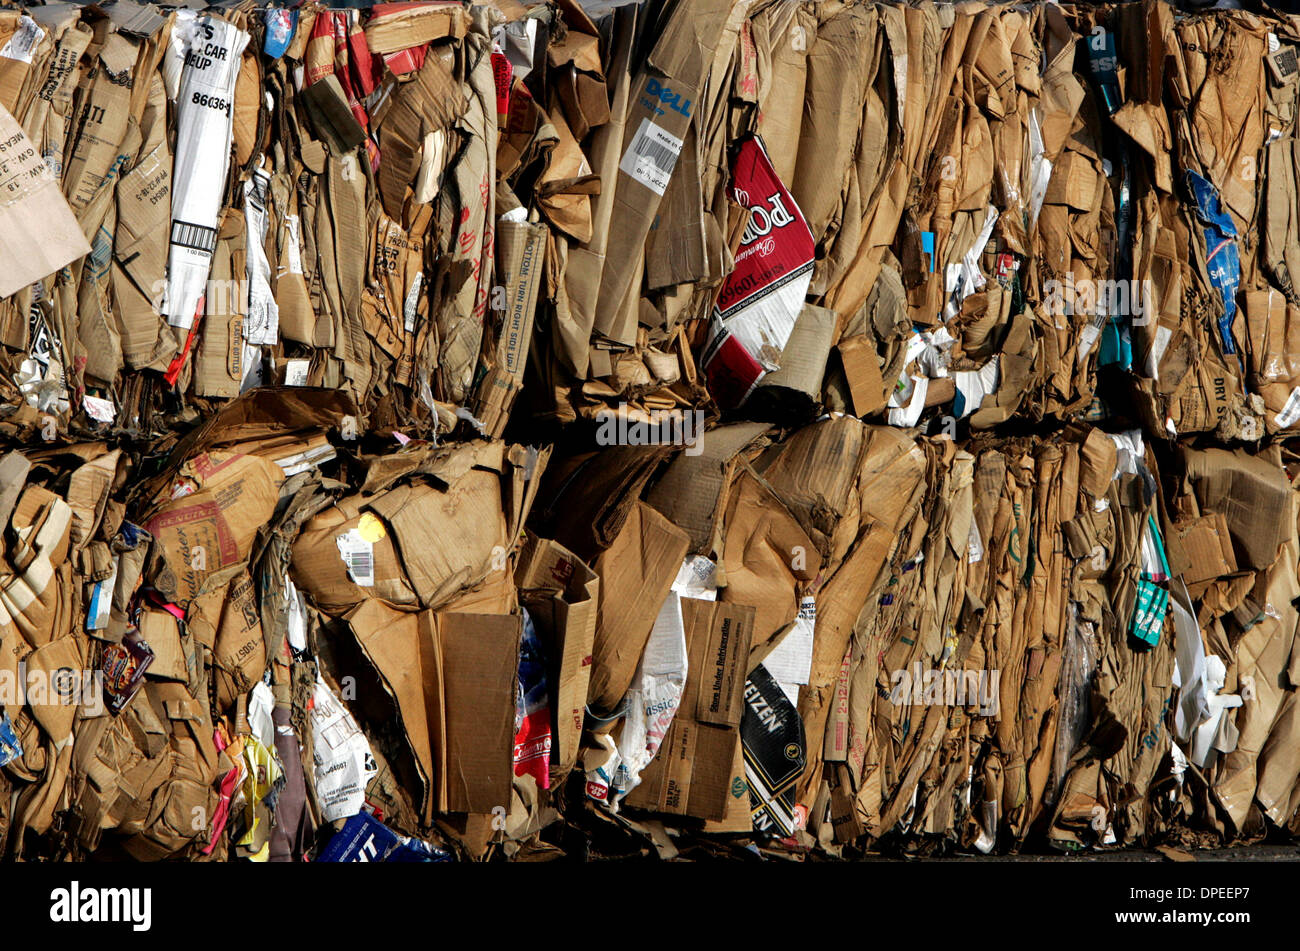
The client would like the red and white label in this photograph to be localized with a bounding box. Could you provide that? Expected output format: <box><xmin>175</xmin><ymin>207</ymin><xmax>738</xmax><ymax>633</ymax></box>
<box><xmin>704</xmin><ymin>135</ymin><xmax>814</xmax><ymax>407</ymax></box>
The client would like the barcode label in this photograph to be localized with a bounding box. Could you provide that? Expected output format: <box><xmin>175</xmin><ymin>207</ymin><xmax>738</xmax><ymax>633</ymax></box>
<box><xmin>170</xmin><ymin>219</ymin><xmax>217</xmax><ymax>255</ymax></box>
<box><xmin>348</xmin><ymin>551</ymin><xmax>373</xmax><ymax>584</ymax></box>
<box><xmin>619</xmin><ymin>118</ymin><xmax>683</xmax><ymax>196</ymax></box>
<box><xmin>336</xmin><ymin>529</ymin><xmax>375</xmax><ymax>587</ymax></box>
<box><xmin>635</xmin><ymin>135</ymin><xmax>677</xmax><ymax>170</ymax></box>
<box><xmin>284</xmin><ymin>359</ymin><xmax>310</xmax><ymax>386</ymax></box>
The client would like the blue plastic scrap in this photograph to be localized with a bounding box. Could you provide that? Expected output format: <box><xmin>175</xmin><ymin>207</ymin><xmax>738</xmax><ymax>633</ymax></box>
<box><xmin>263</xmin><ymin>9</ymin><xmax>297</xmax><ymax>59</ymax></box>
<box><xmin>0</xmin><ymin>714</ymin><xmax>21</xmax><ymax>768</ymax></box>
<box><xmin>1184</xmin><ymin>170</ymin><xmax>1241</xmax><ymax>357</ymax></box>
<box><xmin>317</xmin><ymin>810</ymin><xmax>453</xmax><ymax>863</ymax></box>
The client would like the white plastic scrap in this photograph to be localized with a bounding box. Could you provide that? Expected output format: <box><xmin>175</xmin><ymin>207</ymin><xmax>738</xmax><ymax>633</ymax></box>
<box><xmin>943</xmin><ymin>205</ymin><xmax>999</xmax><ymax>323</ymax></box>
<box><xmin>1027</xmin><ymin>108</ymin><xmax>1051</xmax><ymax>227</ymax></box>
<box><xmin>310</xmin><ymin>673</ymin><xmax>377</xmax><ymax>822</ymax></box>
<box><xmin>952</xmin><ymin>358</ymin><xmax>1000</xmax><ymax>419</ymax></box>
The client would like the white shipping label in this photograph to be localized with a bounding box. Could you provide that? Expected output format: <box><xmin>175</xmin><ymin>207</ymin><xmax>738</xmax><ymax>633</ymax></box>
<box><xmin>284</xmin><ymin>359</ymin><xmax>310</xmax><ymax>386</ymax></box>
<box><xmin>403</xmin><ymin>272</ymin><xmax>423</xmax><ymax>333</ymax></box>
<box><xmin>1275</xmin><ymin>386</ymin><xmax>1300</xmax><ymax>429</ymax></box>
<box><xmin>619</xmin><ymin>118</ymin><xmax>683</xmax><ymax>196</ymax></box>
<box><xmin>673</xmin><ymin>554</ymin><xmax>718</xmax><ymax>601</ymax></box>
<box><xmin>283</xmin><ymin>214</ymin><xmax>304</xmax><ymax>274</ymax></box>
<box><xmin>336</xmin><ymin>529</ymin><xmax>375</xmax><ymax>587</ymax></box>
<box><xmin>165</xmin><ymin>15</ymin><xmax>250</xmax><ymax>329</ymax></box>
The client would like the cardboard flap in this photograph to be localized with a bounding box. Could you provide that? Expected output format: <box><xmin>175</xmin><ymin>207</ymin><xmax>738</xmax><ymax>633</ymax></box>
<box><xmin>434</xmin><ymin>612</ymin><xmax>521</xmax><ymax>814</ymax></box>
<box><xmin>588</xmin><ymin>501</ymin><xmax>690</xmax><ymax>711</ymax></box>
<box><xmin>645</xmin><ymin>421</ymin><xmax>770</xmax><ymax>553</ymax></box>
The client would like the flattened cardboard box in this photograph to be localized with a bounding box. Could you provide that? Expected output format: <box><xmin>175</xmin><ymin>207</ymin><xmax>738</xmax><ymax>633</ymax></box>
<box><xmin>422</xmin><ymin>611</ymin><xmax>522</xmax><ymax>816</ymax></box>
<box><xmin>590</xmin><ymin>0</ymin><xmax>734</xmax><ymax>346</ymax></box>
<box><xmin>344</xmin><ymin>600</ymin><xmax>436</xmax><ymax>815</ymax></box>
<box><xmin>474</xmin><ymin>219</ymin><xmax>547</xmax><ymax>437</ymax></box>
<box><xmin>0</xmin><ymin>101</ymin><xmax>89</xmax><ymax>297</ymax></box>
<box><xmin>141</xmin><ymin>452</ymin><xmax>282</xmax><ymax>609</ymax></box>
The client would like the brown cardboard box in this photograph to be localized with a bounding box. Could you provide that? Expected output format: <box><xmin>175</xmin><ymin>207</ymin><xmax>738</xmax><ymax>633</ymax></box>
<box><xmin>292</xmin><ymin>440</ymin><xmax>542</xmax><ymax>616</ymax></box>
<box><xmin>515</xmin><ymin>532</ymin><xmax>599</xmax><ymax>780</ymax></box>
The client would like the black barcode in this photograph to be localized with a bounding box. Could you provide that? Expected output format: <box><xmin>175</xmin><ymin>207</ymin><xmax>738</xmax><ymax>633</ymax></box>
<box><xmin>634</xmin><ymin>134</ymin><xmax>678</xmax><ymax>172</ymax></box>
<box><xmin>170</xmin><ymin>219</ymin><xmax>217</xmax><ymax>254</ymax></box>
<box><xmin>349</xmin><ymin>552</ymin><xmax>372</xmax><ymax>574</ymax></box>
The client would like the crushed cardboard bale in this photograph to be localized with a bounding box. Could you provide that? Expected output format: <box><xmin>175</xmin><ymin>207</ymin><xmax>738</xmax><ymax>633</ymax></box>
<box><xmin>2</xmin><ymin>0</ymin><xmax>1300</xmax><ymax>862</ymax></box>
